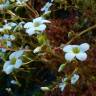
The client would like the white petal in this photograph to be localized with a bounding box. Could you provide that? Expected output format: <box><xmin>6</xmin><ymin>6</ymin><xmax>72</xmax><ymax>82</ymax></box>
<box><xmin>76</xmin><ymin>52</ymin><xmax>87</xmax><ymax>61</ymax></box>
<box><xmin>7</xmin><ymin>41</ymin><xmax>12</xmax><ymax>47</ymax></box>
<box><xmin>9</xmin><ymin>50</ymin><xmax>24</xmax><ymax>59</ymax></box>
<box><xmin>35</xmin><ymin>24</ymin><xmax>46</xmax><ymax>31</ymax></box>
<box><xmin>3</xmin><ymin>65</ymin><xmax>14</xmax><ymax>74</ymax></box>
<box><xmin>63</xmin><ymin>77</ymin><xmax>68</xmax><ymax>82</ymax></box>
<box><xmin>33</xmin><ymin>17</ymin><xmax>50</xmax><ymax>24</ymax></box>
<box><xmin>1</xmin><ymin>48</ymin><xmax>6</xmax><ymax>52</ymax></box>
<box><xmin>8</xmin><ymin>22</ymin><xmax>17</xmax><ymax>27</ymax></box>
<box><xmin>71</xmin><ymin>74</ymin><xmax>79</xmax><ymax>84</ymax></box>
<box><xmin>41</xmin><ymin>7</ymin><xmax>46</xmax><ymax>12</ymax></box>
<box><xmin>24</xmin><ymin>22</ymin><xmax>33</xmax><ymax>28</ymax></box>
<box><xmin>3</xmin><ymin>61</ymin><xmax>11</xmax><ymax>70</ymax></box>
<box><xmin>65</xmin><ymin>53</ymin><xmax>75</xmax><ymax>61</ymax></box>
<box><xmin>3</xmin><ymin>34</ymin><xmax>9</xmax><ymax>39</ymax></box>
<box><xmin>14</xmin><ymin>59</ymin><xmax>22</xmax><ymax>68</ymax></box>
<box><xmin>41</xmin><ymin>2</ymin><xmax>52</xmax><ymax>12</ymax></box>
<box><xmin>26</xmin><ymin>28</ymin><xmax>35</xmax><ymax>35</ymax></box>
<box><xmin>15</xmin><ymin>50</ymin><xmax>24</xmax><ymax>58</ymax></box>
<box><xmin>41</xmin><ymin>19</ymin><xmax>51</xmax><ymax>23</ymax></box>
<box><xmin>0</xmin><ymin>0</ymin><xmax>9</xmax><ymax>9</ymax></box>
<box><xmin>0</xmin><ymin>28</ymin><xmax>3</xmax><ymax>32</ymax></box>
<box><xmin>59</xmin><ymin>83</ymin><xmax>66</xmax><ymax>92</ymax></box>
<box><xmin>80</xmin><ymin>43</ymin><xmax>90</xmax><ymax>52</ymax></box>
<box><xmin>33</xmin><ymin>17</ymin><xmax>43</xmax><ymax>23</ymax></box>
<box><xmin>63</xmin><ymin>45</ymin><xmax>72</xmax><ymax>52</ymax></box>
<box><xmin>3</xmin><ymin>25</ymin><xmax>11</xmax><ymax>30</ymax></box>
<box><xmin>4</xmin><ymin>65</ymin><xmax>14</xmax><ymax>74</ymax></box>
<box><xmin>10</xmin><ymin>35</ymin><xmax>15</xmax><ymax>40</ymax></box>
<box><xmin>72</xmin><ymin>45</ymin><xmax>80</xmax><ymax>48</ymax></box>
<box><xmin>3</xmin><ymin>61</ymin><xmax>14</xmax><ymax>74</ymax></box>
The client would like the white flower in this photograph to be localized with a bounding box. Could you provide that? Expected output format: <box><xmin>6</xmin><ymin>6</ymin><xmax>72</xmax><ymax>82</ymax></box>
<box><xmin>24</xmin><ymin>17</ymin><xmax>50</xmax><ymax>36</ymax></box>
<box><xmin>3</xmin><ymin>50</ymin><xmax>24</xmax><ymax>74</ymax></box>
<box><xmin>6</xmin><ymin>41</ymin><xmax>12</xmax><ymax>47</ymax></box>
<box><xmin>24</xmin><ymin>22</ymin><xmax>35</xmax><ymax>35</ymax></box>
<box><xmin>3</xmin><ymin>22</ymin><xmax>17</xmax><ymax>30</ymax></box>
<box><xmin>2</xmin><ymin>34</ymin><xmax>9</xmax><ymax>39</ymax></box>
<box><xmin>5</xmin><ymin>88</ymin><xmax>12</xmax><ymax>92</ymax></box>
<box><xmin>0</xmin><ymin>0</ymin><xmax>9</xmax><ymax>10</ymax></box>
<box><xmin>59</xmin><ymin>77</ymin><xmax>68</xmax><ymax>92</ymax></box>
<box><xmin>41</xmin><ymin>2</ymin><xmax>52</xmax><ymax>13</ymax></box>
<box><xmin>1</xmin><ymin>34</ymin><xmax>15</xmax><ymax>48</ymax></box>
<box><xmin>0</xmin><ymin>22</ymin><xmax>17</xmax><ymax>32</ymax></box>
<box><xmin>2</xmin><ymin>34</ymin><xmax>15</xmax><ymax>40</ymax></box>
<box><xmin>63</xmin><ymin>43</ymin><xmax>90</xmax><ymax>61</ymax></box>
<box><xmin>71</xmin><ymin>74</ymin><xmax>79</xmax><ymax>84</ymax></box>
<box><xmin>0</xmin><ymin>48</ymin><xmax>6</xmax><ymax>52</ymax></box>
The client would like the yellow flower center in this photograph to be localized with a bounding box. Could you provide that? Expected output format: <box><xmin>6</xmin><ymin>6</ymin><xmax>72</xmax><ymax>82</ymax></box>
<box><xmin>34</xmin><ymin>22</ymin><xmax>40</xmax><ymax>27</ymax></box>
<box><xmin>72</xmin><ymin>47</ymin><xmax>80</xmax><ymax>54</ymax></box>
<box><xmin>10</xmin><ymin>58</ymin><xmax>16</xmax><ymax>64</ymax></box>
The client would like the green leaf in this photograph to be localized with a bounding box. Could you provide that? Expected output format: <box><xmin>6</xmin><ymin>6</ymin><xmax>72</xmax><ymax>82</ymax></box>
<box><xmin>37</xmin><ymin>34</ymin><xmax>47</xmax><ymax>45</ymax></box>
<box><xmin>58</xmin><ymin>63</ymin><xmax>66</xmax><ymax>72</ymax></box>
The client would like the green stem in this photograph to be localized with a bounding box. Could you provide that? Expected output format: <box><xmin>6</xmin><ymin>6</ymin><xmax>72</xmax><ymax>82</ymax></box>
<box><xmin>66</xmin><ymin>24</ymin><xmax>96</xmax><ymax>44</ymax></box>
<box><xmin>23</xmin><ymin>60</ymin><xmax>33</xmax><ymax>65</ymax></box>
<box><xmin>23</xmin><ymin>55</ymin><xmax>32</xmax><ymax>61</ymax></box>
<box><xmin>25</xmin><ymin>4</ymin><xmax>39</xmax><ymax>17</ymax></box>
<box><xmin>12</xmin><ymin>73</ymin><xmax>21</xmax><ymax>87</ymax></box>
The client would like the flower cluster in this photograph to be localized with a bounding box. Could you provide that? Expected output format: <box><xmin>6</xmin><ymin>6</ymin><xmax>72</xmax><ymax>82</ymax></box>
<box><xmin>0</xmin><ymin>0</ymin><xmax>94</xmax><ymax>96</ymax></box>
<box><xmin>0</xmin><ymin>0</ymin><xmax>29</xmax><ymax>10</ymax></box>
<box><xmin>59</xmin><ymin>74</ymin><xmax>79</xmax><ymax>92</ymax></box>
<box><xmin>0</xmin><ymin>34</ymin><xmax>15</xmax><ymax>52</ymax></box>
